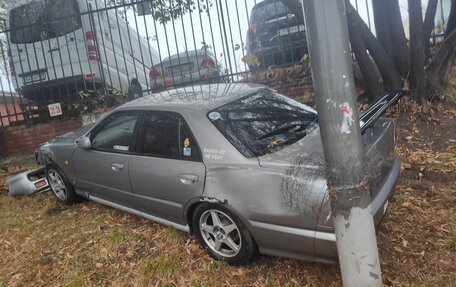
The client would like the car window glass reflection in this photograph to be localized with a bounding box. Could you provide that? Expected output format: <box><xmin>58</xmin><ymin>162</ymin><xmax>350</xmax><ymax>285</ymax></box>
<box><xmin>209</xmin><ymin>91</ymin><xmax>318</xmax><ymax>157</ymax></box>
<box><xmin>250</xmin><ymin>1</ymin><xmax>289</xmax><ymax>23</ymax></box>
<box><xmin>91</xmin><ymin>113</ymin><xmax>139</xmax><ymax>152</ymax></box>
<box><xmin>138</xmin><ymin>112</ymin><xmax>180</xmax><ymax>158</ymax></box>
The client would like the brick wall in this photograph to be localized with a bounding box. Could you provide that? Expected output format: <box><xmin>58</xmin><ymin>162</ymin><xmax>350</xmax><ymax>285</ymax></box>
<box><xmin>1</xmin><ymin>119</ymin><xmax>82</xmax><ymax>156</ymax></box>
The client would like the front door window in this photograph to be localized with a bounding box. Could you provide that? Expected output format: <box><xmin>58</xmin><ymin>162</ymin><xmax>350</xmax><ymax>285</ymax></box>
<box><xmin>91</xmin><ymin>112</ymin><xmax>140</xmax><ymax>153</ymax></box>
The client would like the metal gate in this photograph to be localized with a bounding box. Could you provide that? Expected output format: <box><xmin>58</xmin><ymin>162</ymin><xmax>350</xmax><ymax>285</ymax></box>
<box><xmin>0</xmin><ymin>0</ymin><xmax>377</xmax><ymax>127</ymax></box>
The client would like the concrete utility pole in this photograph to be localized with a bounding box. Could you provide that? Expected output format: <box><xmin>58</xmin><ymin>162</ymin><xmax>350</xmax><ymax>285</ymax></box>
<box><xmin>301</xmin><ymin>1</ymin><xmax>383</xmax><ymax>286</ymax></box>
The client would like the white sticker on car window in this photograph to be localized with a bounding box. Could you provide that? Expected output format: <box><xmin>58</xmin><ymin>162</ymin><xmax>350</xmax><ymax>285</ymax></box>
<box><xmin>208</xmin><ymin>112</ymin><xmax>221</xmax><ymax>121</ymax></box>
<box><xmin>183</xmin><ymin>147</ymin><xmax>192</xmax><ymax>157</ymax></box>
<box><xmin>113</xmin><ymin>145</ymin><xmax>129</xmax><ymax>151</ymax></box>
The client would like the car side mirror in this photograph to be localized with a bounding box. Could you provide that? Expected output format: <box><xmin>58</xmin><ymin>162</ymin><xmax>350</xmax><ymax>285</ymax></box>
<box><xmin>76</xmin><ymin>137</ymin><xmax>91</xmax><ymax>149</ymax></box>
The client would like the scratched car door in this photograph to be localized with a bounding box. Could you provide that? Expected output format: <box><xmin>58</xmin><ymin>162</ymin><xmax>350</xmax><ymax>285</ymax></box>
<box><xmin>129</xmin><ymin>111</ymin><xmax>206</xmax><ymax>225</ymax></box>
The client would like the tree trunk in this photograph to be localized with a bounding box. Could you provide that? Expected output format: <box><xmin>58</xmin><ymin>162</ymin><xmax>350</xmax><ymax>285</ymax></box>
<box><xmin>423</xmin><ymin>0</ymin><xmax>439</xmax><ymax>65</ymax></box>
<box><xmin>426</xmin><ymin>29</ymin><xmax>456</xmax><ymax>99</ymax></box>
<box><xmin>372</xmin><ymin>0</ymin><xmax>394</xmax><ymax>59</ymax></box>
<box><xmin>445</xmin><ymin>0</ymin><xmax>456</xmax><ymax>38</ymax></box>
<box><xmin>346</xmin><ymin>1</ymin><xmax>403</xmax><ymax>90</ymax></box>
<box><xmin>386</xmin><ymin>0</ymin><xmax>411</xmax><ymax>78</ymax></box>
<box><xmin>409</xmin><ymin>0</ymin><xmax>426</xmax><ymax>100</ymax></box>
<box><xmin>346</xmin><ymin>2</ymin><xmax>383</xmax><ymax>101</ymax></box>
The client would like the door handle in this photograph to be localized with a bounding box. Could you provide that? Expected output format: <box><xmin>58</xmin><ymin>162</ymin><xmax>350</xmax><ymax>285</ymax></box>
<box><xmin>178</xmin><ymin>174</ymin><xmax>198</xmax><ymax>185</ymax></box>
<box><xmin>111</xmin><ymin>163</ymin><xmax>124</xmax><ymax>171</ymax></box>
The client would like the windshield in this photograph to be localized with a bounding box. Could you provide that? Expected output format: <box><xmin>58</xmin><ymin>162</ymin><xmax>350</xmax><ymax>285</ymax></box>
<box><xmin>9</xmin><ymin>0</ymin><xmax>82</xmax><ymax>44</ymax></box>
<box><xmin>250</xmin><ymin>1</ymin><xmax>289</xmax><ymax>24</ymax></box>
<box><xmin>208</xmin><ymin>90</ymin><xmax>318</xmax><ymax>158</ymax></box>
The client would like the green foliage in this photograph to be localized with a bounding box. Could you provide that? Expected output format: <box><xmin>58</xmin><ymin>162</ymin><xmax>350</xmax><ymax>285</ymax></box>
<box><xmin>107</xmin><ymin>0</ymin><xmax>212</xmax><ymax>24</ymax></box>
<box><xmin>108</xmin><ymin>229</ymin><xmax>125</xmax><ymax>246</ymax></box>
<box><xmin>241</xmin><ymin>55</ymin><xmax>260</xmax><ymax>68</ymax></box>
<box><xmin>201</xmin><ymin>41</ymin><xmax>212</xmax><ymax>51</ymax></box>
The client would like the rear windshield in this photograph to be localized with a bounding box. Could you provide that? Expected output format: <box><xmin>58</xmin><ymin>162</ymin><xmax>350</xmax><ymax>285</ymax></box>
<box><xmin>208</xmin><ymin>90</ymin><xmax>318</xmax><ymax>158</ymax></box>
<box><xmin>9</xmin><ymin>0</ymin><xmax>82</xmax><ymax>44</ymax></box>
<box><xmin>250</xmin><ymin>1</ymin><xmax>289</xmax><ymax>24</ymax></box>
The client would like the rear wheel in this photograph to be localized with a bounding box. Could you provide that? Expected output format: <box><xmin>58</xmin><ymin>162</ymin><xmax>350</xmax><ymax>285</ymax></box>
<box><xmin>193</xmin><ymin>203</ymin><xmax>257</xmax><ymax>266</ymax></box>
<box><xmin>127</xmin><ymin>79</ymin><xmax>142</xmax><ymax>101</ymax></box>
<box><xmin>47</xmin><ymin>164</ymin><xmax>77</xmax><ymax>205</ymax></box>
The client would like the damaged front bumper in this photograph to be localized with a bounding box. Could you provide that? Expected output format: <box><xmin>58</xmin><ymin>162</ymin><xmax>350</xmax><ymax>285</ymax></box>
<box><xmin>5</xmin><ymin>167</ymin><xmax>50</xmax><ymax>196</ymax></box>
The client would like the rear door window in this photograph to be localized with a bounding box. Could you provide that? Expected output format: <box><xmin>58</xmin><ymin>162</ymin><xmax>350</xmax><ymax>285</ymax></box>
<box><xmin>250</xmin><ymin>1</ymin><xmax>289</xmax><ymax>24</ymax></box>
<box><xmin>137</xmin><ymin>112</ymin><xmax>180</xmax><ymax>159</ymax></box>
<box><xmin>137</xmin><ymin>112</ymin><xmax>201</xmax><ymax>161</ymax></box>
<box><xmin>9</xmin><ymin>0</ymin><xmax>82</xmax><ymax>44</ymax></box>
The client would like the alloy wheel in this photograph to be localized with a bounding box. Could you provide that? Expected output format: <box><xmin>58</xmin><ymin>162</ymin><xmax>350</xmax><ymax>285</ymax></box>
<box><xmin>48</xmin><ymin>169</ymin><xmax>68</xmax><ymax>201</ymax></box>
<box><xmin>199</xmin><ymin>209</ymin><xmax>242</xmax><ymax>258</ymax></box>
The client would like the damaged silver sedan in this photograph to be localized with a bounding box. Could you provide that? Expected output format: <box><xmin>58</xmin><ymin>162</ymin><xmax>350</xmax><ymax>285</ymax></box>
<box><xmin>33</xmin><ymin>83</ymin><xmax>401</xmax><ymax>265</ymax></box>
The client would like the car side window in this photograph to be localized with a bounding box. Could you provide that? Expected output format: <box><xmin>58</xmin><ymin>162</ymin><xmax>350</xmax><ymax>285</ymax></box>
<box><xmin>137</xmin><ymin>112</ymin><xmax>201</xmax><ymax>161</ymax></box>
<box><xmin>91</xmin><ymin>113</ymin><xmax>140</xmax><ymax>152</ymax></box>
<box><xmin>137</xmin><ymin>112</ymin><xmax>180</xmax><ymax>158</ymax></box>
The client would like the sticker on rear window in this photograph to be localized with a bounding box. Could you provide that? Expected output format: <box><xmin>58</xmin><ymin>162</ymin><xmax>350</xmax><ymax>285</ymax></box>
<box><xmin>208</xmin><ymin>112</ymin><xmax>221</xmax><ymax>121</ymax></box>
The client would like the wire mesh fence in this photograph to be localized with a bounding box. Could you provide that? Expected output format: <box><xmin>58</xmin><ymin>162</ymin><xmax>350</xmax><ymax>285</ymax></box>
<box><xmin>0</xmin><ymin>0</ymin><xmax>380</xmax><ymax>127</ymax></box>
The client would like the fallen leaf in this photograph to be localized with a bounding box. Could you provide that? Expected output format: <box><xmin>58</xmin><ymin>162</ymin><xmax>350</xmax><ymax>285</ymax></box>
<box><xmin>394</xmin><ymin>246</ymin><xmax>404</xmax><ymax>253</ymax></box>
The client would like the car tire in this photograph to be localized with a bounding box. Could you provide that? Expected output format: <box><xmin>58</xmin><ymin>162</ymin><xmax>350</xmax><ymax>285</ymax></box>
<box><xmin>46</xmin><ymin>163</ymin><xmax>78</xmax><ymax>205</ymax></box>
<box><xmin>127</xmin><ymin>79</ymin><xmax>142</xmax><ymax>101</ymax></box>
<box><xmin>193</xmin><ymin>203</ymin><xmax>257</xmax><ymax>266</ymax></box>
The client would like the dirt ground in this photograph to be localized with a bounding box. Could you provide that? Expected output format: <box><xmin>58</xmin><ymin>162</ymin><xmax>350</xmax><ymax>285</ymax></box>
<box><xmin>0</xmin><ymin>99</ymin><xmax>455</xmax><ymax>287</ymax></box>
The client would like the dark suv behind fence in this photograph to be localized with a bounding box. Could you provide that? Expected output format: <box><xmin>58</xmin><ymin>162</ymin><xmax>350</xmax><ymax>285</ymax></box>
<box><xmin>245</xmin><ymin>0</ymin><xmax>308</xmax><ymax>71</ymax></box>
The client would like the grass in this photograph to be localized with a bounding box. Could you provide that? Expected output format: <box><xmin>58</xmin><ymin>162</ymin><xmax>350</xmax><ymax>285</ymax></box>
<box><xmin>108</xmin><ymin>229</ymin><xmax>125</xmax><ymax>246</ymax></box>
<box><xmin>141</xmin><ymin>255</ymin><xmax>183</xmax><ymax>285</ymax></box>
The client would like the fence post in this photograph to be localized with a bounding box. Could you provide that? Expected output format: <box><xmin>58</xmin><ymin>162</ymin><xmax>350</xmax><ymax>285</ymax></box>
<box><xmin>301</xmin><ymin>1</ymin><xmax>383</xmax><ymax>286</ymax></box>
<box><xmin>0</xmin><ymin>127</ymin><xmax>5</xmax><ymax>158</ymax></box>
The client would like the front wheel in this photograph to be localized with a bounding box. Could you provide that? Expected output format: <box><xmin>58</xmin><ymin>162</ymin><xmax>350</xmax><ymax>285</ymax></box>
<box><xmin>193</xmin><ymin>203</ymin><xmax>257</xmax><ymax>266</ymax></box>
<box><xmin>47</xmin><ymin>164</ymin><xmax>78</xmax><ymax>205</ymax></box>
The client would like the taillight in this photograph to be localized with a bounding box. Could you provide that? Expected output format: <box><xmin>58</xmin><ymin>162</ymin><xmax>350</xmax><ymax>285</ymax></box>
<box><xmin>149</xmin><ymin>69</ymin><xmax>161</xmax><ymax>80</ymax></box>
<box><xmin>86</xmin><ymin>31</ymin><xmax>100</xmax><ymax>62</ymax></box>
<box><xmin>200</xmin><ymin>58</ymin><xmax>215</xmax><ymax>68</ymax></box>
<box><xmin>7</xmin><ymin>49</ymin><xmax>15</xmax><ymax>76</ymax></box>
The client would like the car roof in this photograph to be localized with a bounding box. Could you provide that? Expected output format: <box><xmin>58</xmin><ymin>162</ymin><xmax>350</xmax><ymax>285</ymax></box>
<box><xmin>163</xmin><ymin>49</ymin><xmax>215</xmax><ymax>62</ymax></box>
<box><xmin>120</xmin><ymin>83</ymin><xmax>269</xmax><ymax>112</ymax></box>
<box><xmin>252</xmin><ymin>0</ymin><xmax>284</xmax><ymax>8</ymax></box>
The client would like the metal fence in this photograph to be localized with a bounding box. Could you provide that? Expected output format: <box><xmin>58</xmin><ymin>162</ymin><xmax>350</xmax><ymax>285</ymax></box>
<box><xmin>0</xmin><ymin>0</ymin><xmax>375</xmax><ymax>127</ymax></box>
